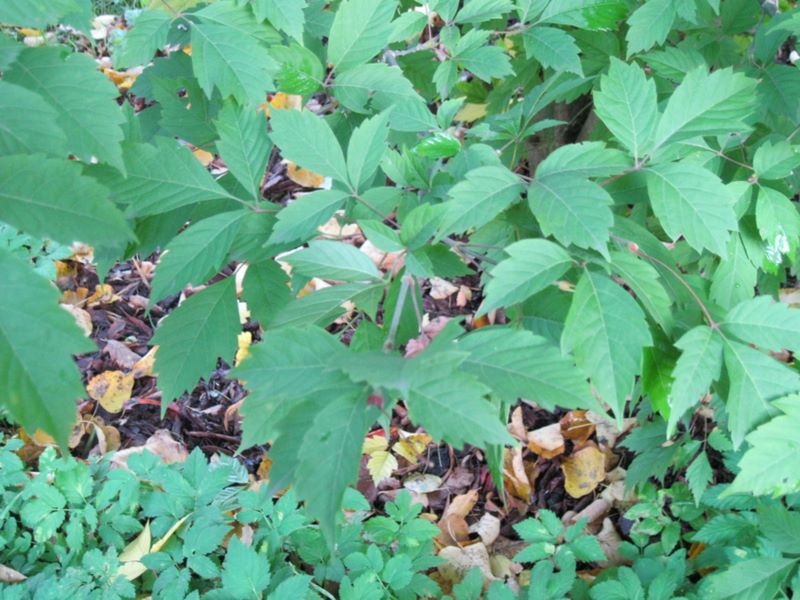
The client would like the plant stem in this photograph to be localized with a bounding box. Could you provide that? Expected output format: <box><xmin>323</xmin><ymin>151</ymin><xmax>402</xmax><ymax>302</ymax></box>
<box><xmin>384</xmin><ymin>275</ymin><xmax>412</xmax><ymax>351</ymax></box>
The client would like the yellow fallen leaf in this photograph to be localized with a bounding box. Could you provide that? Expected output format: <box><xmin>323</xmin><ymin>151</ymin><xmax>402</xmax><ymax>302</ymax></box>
<box><xmin>454</xmin><ymin>103</ymin><xmax>487</xmax><ymax>122</ymax></box>
<box><xmin>562</xmin><ymin>443</ymin><xmax>606</xmax><ymax>498</ymax></box>
<box><xmin>17</xmin><ymin>27</ymin><xmax>41</xmax><ymax>36</ymax></box>
<box><xmin>55</xmin><ymin>260</ymin><xmax>76</xmax><ymax>280</ymax></box>
<box><xmin>86</xmin><ymin>283</ymin><xmax>119</xmax><ymax>307</ymax></box>
<box><xmin>192</xmin><ymin>147</ymin><xmax>214</xmax><ymax>166</ymax></box>
<box><xmin>102</xmin><ymin>67</ymin><xmax>136</xmax><ymax>90</ymax></box>
<box><xmin>87</xmin><ymin>371</ymin><xmax>134</xmax><ymax>413</ymax></box>
<box><xmin>270</xmin><ymin>92</ymin><xmax>303</xmax><ymax>111</ymax></box>
<box><xmin>393</xmin><ymin>432</ymin><xmax>431</xmax><ymax>464</ymax></box>
<box><xmin>118</xmin><ymin>522</ymin><xmax>151</xmax><ymax>580</ymax></box>
<box><xmin>366</xmin><ymin>450</ymin><xmax>398</xmax><ymax>485</ymax></box>
<box><xmin>285</xmin><ymin>161</ymin><xmax>326</xmax><ymax>188</ymax></box>
<box><xmin>363</xmin><ymin>436</ymin><xmax>388</xmax><ymax>455</ymax></box>
<box><xmin>503</xmin><ymin>447</ymin><xmax>532</xmax><ymax>501</ymax></box>
<box><xmin>182</xmin><ymin>44</ymin><xmax>192</xmax><ymax>55</ymax></box>
<box><xmin>132</xmin><ymin>346</ymin><xmax>157</xmax><ymax>378</ymax></box>
<box><xmin>235</xmin><ymin>331</ymin><xmax>252</xmax><ymax>366</ymax></box>
<box><xmin>150</xmin><ymin>514</ymin><xmax>191</xmax><ymax>553</ymax></box>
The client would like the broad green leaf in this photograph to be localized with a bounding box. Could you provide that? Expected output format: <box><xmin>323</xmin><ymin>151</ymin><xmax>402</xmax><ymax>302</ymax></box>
<box><xmin>269</xmin><ymin>109</ymin><xmax>349</xmax><ymax>183</ymax></box>
<box><xmin>150</xmin><ymin>211</ymin><xmax>246</xmax><ymax>302</ymax></box>
<box><xmin>686</xmin><ymin>452</ymin><xmax>713</xmax><ymax>505</ymax></box>
<box><xmin>562</xmin><ymin>270</ymin><xmax>652</xmax><ymax>421</ymax></box>
<box><xmin>152</xmin><ymin>277</ymin><xmax>241</xmax><ymax>404</ymax></box>
<box><xmin>455</xmin><ymin>45</ymin><xmax>514</xmax><ymax>83</ymax></box>
<box><xmin>0</xmin><ymin>155</ymin><xmax>133</xmax><ymax>247</ymax></box>
<box><xmin>456</xmin><ymin>0</ymin><xmax>513</xmax><ymax>24</ymax></box>
<box><xmin>269</xmin><ymin>189</ymin><xmax>349</xmax><ymax>244</ymax></box>
<box><xmin>327</xmin><ymin>0</ymin><xmax>397</xmax><ymax>73</ymax></box>
<box><xmin>722</xmin><ymin>296</ymin><xmax>800</xmax><ymax>354</ymax></box>
<box><xmin>730</xmin><ymin>397</ymin><xmax>800</xmax><ymax>496</ymax></box>
<box><xmin>414</xmin><ymin>132</ymin><xmax>461</xmax><ymax>159</ymax></box>
<box><xmin>296</xmin><ymin>391</ymin><xmax>374</xmax><ymax>543</ymax></box>
<box><xmin>645</xmin><ymin>163</ymin><xmax>737</xmax><ymax>256</ymax></box>
<box><xmin>0</xmin><ymin>248</ymin><xmax>94</xmax><ymax>448</ymax></box>
<box><xmin>0</xmin><ymin>34</ymin><xmax>21</xmax><ymax>71</ymax></box>
<box><xmin>269</xmin><ymin>282</ymin><xmax>380</xmax><ymax>329</ymax></box>
<box><xmin>655</xmin><ymin>67</ymin><xmax>758</xmax><ymax>149</ymax></box>
<box><xmin>0</xmin><ymin>81</ymin><xmax>66</xmax><ymax>157</ymax></box>
<box><xmin>723</xmin><ymin>339</ymin><xmax>800</xmax><ymax>448</ymax></box>
<box><xmin>479</xmin><ymin>239</ymin><xmax>572</xmax><ymax>314</ymax></box>
<box><xmin>667</xmin><ymin>326</ymin><xmax>723</xmax><ymax>437</ymax></box>
<box><xmin>759</xmin><ymin>65</ymin><xmax>800</xmax><ymax>125</ymax></box>
<box><xmin>535</xmin><ymin>0</ymin><xmax>627</xmax><ymax>29</ymax></box>
<box><xmin>0</xmin><ymin>0</ymin><xmax>90</xmax><ymax>30</ymax></box>
<box><xmin>705</xmin><ymin>557</ymin><xmax>796</xmax><ymax>600</ymax></box>
<box><xmin>220</xmin><ymin>537</ymin><xmax>270</xmax><ymax>597</ymax></box>
<box><xmin>190</xmin><ymin>21</ymin><xmax>276</xmax><ymax>106</ymax></box>
<box><xmin>5</xmin><ymin>48</ymin><xmax>125</xmax><ymax>171</ymax></box>
<box><xmin>753</xmin><ymin>140</ymin><xmax>800</xmax><ymax>180</ymax></box>
<box><xmin>271</xmin><ymin>43</ymin><xmax>324</xmax><ymax>95</ymax></box>
<box><xmin>241</xmin><ymin>259</ymin><xmax>291</xmax><ymax>329</ymax></box>
<box><xmin>625</xmin><ymin>0</ymin><xmax>676</xmax><ymax>56</ymax></box>
<box><xmin>710</xmin><ymin>234</ymin><xmax>757</xmax><ymax>311</ymax></box>
<box><xmin>436</xmin><ymin>166</ymin><xmax>523</xmax><ymax>238</ymax></box>
<box><xmin>284</xmin><ymin>241</ymin><xmax>381</xmax><ymax>282</ymax></box>
<box><xmin>457</xmin><ymin>327</ymin><xmax>596</xmax><ymax>410</ymax></box>
<box><xmin>523</xmin><ymin>26</ymin><xmax>582</xmax><ymax>75</ymax></box>
<box><xmin>536</xmin><ymin>142</ymin><xmax>630</xmax><ymax>179</ymax></box>
<box><xmin>594</xmin><ymin>58</ymin><xmax>657</xmax><ymax>162</ymax></box>
<box><xmin>332</xmin><ymin>63</ymin><xmax>436</xmax><ymax>132</ymax></box>
<box><xmin>528</xmin><ymin>174</ymin><xmax>613</xmax><ymax>259</ymax></box>
<box><xmin>118</xmin><ymin>139</ymin><xmax>233</xmax><ymax>217</ymax></box>
<box><xmin>215</xmin><ymin>100</ymin><xmax>272</xmax><ymax>199</ymax></box>
<box><xmin>756</xmin><ymin>187</ymin><xmax>800</xmax><ymax>266</ymax></box>
<box><xmin>609</xmin><ymin>251</ymin><xmax>672</xmax><ymax>331</ymax></box>
<box><xmin>347</xmin><ymin>110</ymin><xmax>391</xmax><ymax>193</ymax></box>
<box><xmin>405</xmin><ymin>353</ymin><xmax>513</xmax><ymax>449</ymax></box>
<box><xmin>114</xmin><ymin>9</ymin><xmax>172</xmax><ymax>68</ymax></box>
<box><xmin>253</xmin><ymin>0</ymin><xmax>306</xmax><ymax>42</ymax></box>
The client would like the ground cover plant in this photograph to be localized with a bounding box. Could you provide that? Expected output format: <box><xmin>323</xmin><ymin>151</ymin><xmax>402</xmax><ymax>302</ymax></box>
<box><xmin>3</xmin><ymin>0</ymin><xmax>800</xmax><ymax>597</ymax></box>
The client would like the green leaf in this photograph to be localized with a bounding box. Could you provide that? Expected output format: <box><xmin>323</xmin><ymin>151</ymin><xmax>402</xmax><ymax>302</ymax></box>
<box><xmin>114</xmin><ymin>9</ymin><xmax>172</xmax><ymax>68</ymax></box>
<box><xmin>759</xmin><ymin>65</ymin><xmax>800</xmax><ymax>125</ymax></box>
<box><xmin>753</xmin><ymin>140</ymin><xmax>800</xmax><ymax>180</ymax></box>
<box><xmin>269</xmin><ymin>189</ymin><xmax>349</xmax><ymax>244</ymax></box>
<box><xmin>436</xmin><ymin>166</ymin><xmax>523</xmax><ymax>238</ymax></box>
<box><xmin>5</xmin><ymin>47</ymin><xmax>125</xmax><ymax>170</ymax></box>
<box><xmin>535</xmin><ymin>0</ymin><xmax>627</xmax><ymax>29</ymax></box>
<box><xmin>269</xmin><ymin>108</ymin><xmax>349</xmax><ymax>183</ymax></box>
<box><xmin>405</xmin><ymin>353</ymin><xmax>513</xmax><ymax>449</ymax></box>
<box><xmin>0</xmin><ymin>154</ymin><xmax>133</xmax><ymax>247</ymax></box>
<box><xmin>667</xmin><ymin>326</ymin><xmax>723</xmax><ymax>437</ymax></box>
<box><xmin>479</xmin><ymin>239</ymin><xmax>572</xmax><ymax>314</ymax></box>
<box><xmin>332</xmin><ymin>63</ymin><xmax>436</xmax><ymax>132</ymax></box>
<box><xmin>705</xmin><ymin>557</ymin><xmax>796</xmax><ymax>600</ymax></box>
<box><xmin>723</xmin><ymin>339</ymin><xmax>800</xmax><ymax>448</ymax></box>
<box><xmin>645</xmin><ymin>163</ymin><xmax>737</xmax><ymax>256</ymax></box>
<box><xmin>594</xmin><ymin>58</ymin><xmax>657</xmax><ymax>162</ymax></box>
<box><xmin>0</xmin><ymin>248</ymin><xmax>94</xmax><ymax>448</ymax></box>
<box><xmin>269</xmin><ymin>282</ymin><xmax>379</xmax><ymax>329</ymax></box>
<box><xmin>562</xmin><ymin>270</ymin><xmax>652</xmax><ymax>421</ymax></box>
<box><xmin>536</xmin><ymin>141</ymin><xmax>630</xmax><ymax>179</ymax></box>
<box><xmin>241</xmin><ymin>259</ymin><xmax>291</xmax><ymax>329</ymax></box>
<box><xmin>455</xmin><ymin>45</ymin><xmax>514</xmax><ymax>83</ymax></box>
<box><xmin>118</xmin><ymin>139</ymin><xmax>233</xmax><ymax>217</ymax></box>
<box><xmin>413</xmin><ymin>132</ymin><xmax>461</xmax><ymax>159</ymax></box>
<box><xmin>528</xmin><ymin>174</ymin><xmax>614</xmax><ymax>259</ymax></box>
<box><xmin>710</xmin><ymin>234</ymin><xmax>757</xmax><ymax>311</ymax></box>
<box><xmin>152</xmin><ymin>277</ymin><xmax>241</xmax><ymax>404</ymax></box>
<box><xmin>221</xmin><ymin>537</ymin><xmax>270</xmax><ymax>598</ymax></box>
<box><xmin>284</xmin><ymin>241</ymin><xmax>381</xmax><ymax>281</ymax></box>
<box><xmin>756</xmin><ymin>186</ymin><xmax>800</xmax><ymax>266</ymax></box>
<box><xmin>272</xmin><ymin>43</ymin><xmax>324</xmax><ymax>95</ymax></box>
<box><xmin>654</xmin><ymin>67</ymin><xmax>758</xmax><ymax>149</ymax></box>
<box><xmin>0</xmin><ymin>81</ymin><xmax>66</xmax><ymax>157</ymax></box>
<box><xmin>347</xmin><ymin>110</ymin><xmax>391</xmax><ymax>193</ymax></box>
<box><xmin>758</xmin><ymin>504</ymin><xmax>800</xmax><ymax>554</ymax></box>
<box><xmin>296</xmin><ymin>391</ymin><xmax>373</xmax><ymax>543</ymax></box>
<box><xmin>327</xmin><ymin>0</ymin><xmax>397</xmax><ymax>73</ymax></box>
<box><xmin>253</xmin><ymin>0</ymin><xmax>306</xmax><ymax>42</ymax></box>
<box><xmin>456</xmin><ymin>0</ymin><xmax>512</xmax><ymax>24</ymax></box>
<box><xmin>524</xmin><ymin>26</ymin><xmax>582</xmax><ymax>75</ymax></box>
<box><xmin>609</xmin><ymin>251</ymin><xmax>672</xmax><ymax>332</ymax></box>
<box><xmin>0</xmin><ymin>0</ymin><xmax>89</xmax><ymax>30</ymax></box>
<box><xmin>190</xmin><ymin>21</ymin><xmax>276</xmax><ymax>106</ymax></box>
<box><xmin>456</xmin><ymin>327</ymin><xmax>596</xmax><ymax>410</ymax></box>
<box><xmin>686</xmin><ymin>452</ymin><xmax>713</xmax><ymax>505</ymax></box>
<box><xmin>625</xmin><ymin>0</ymin><xmax>676</xmax><ymax>56</ymax></box>
<box><xmin>150</xmin><ymin>211</ymin><xmax>246</xmax><ymax>302</ymax></box>
<box><xmin>215</xmin><ymin>99</ymin><xmax>272</xmax><ymax>199</ymax></box>
<box><xmin>722</xmin><ymin>296</ymin><xmax>800</xmax><ymax>354</ymax></box>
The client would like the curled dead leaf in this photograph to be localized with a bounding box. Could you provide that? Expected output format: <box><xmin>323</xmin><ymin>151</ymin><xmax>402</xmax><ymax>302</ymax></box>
<box><xmin>562</xmin><ymin>443</ymin><xmax>606</xmax><ymax>498</ymax></box>
<box><xmin>437</xmin><ymin>514</ymin><xmax>470</xmax><ymax>546</ymax></box>
<box><xmin>111</xmin><ymin>429</ymin><xmax>188</xmax><ymax>470</ymax></box>
<box><xmin>470</xmin><ymin>513</ymin><xmax>501</xmax><ymax>546</ymax></box>
<box><xmin>444</xmin><ymin>489</ymin><xmax>479</xmax><ymax>519</ymax></box>
<box><xmin>61</xmin><ymin>303</ymin><xmax>92</xmax><ymax>336</ymax></box>
<box><xmin>560</xmin><ymin>410</ymin><xmax>595</xmax><ymax>444</ymax></box>
<box><xmin>503</xmin><ymin>447</ymin><xmax>533</xmax><ymax>502</ymax></box>
<box><xmin>508</xmin><ymin>406</ymin><xmax>526</xmax><ymax>442</ymax></box>
<box><xmin>0</xmin><ymin>563</ymin><xmax>26</xmax><ymax>583</ymax></box>
<box><xmin>429</xmin><ymin>277</ymin><xmax>459</xmax><ymax>300</ymax></box>
<box><xmin>527</xmin><ymin>423</ymin><xmax>565</xmax><ymax>459</ymax></box>
<box><xmin>104</xmin><ymin>340</ymin><xmax>142</xmax><ymax>370</ymax></box>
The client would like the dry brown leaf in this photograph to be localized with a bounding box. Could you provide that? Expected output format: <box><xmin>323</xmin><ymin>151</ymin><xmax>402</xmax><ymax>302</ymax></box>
<box><xmin>562</xmin><ymin>443</ymin><xmax>606</xmax><ymax>498</ymax></box>
<box><xmin>131</xmin><ymin>346</ymin><xmax>157</xmax><ymax>378</ymax></box>
<box><xmin>508</xmin><ymin>406</ymin><xmax>526</xmax><ymax>441</ymax></box>
<box><xmin>470</xmin><ymin>513</ymin><xmax>501</xmax><ymax>546</ymax></box>
<box><xmin>429</xmin><ymin>277</ymin><xmax>459</xmax><ymax>300</ymax></box>
<box><xmin>0</xmin><ymin>563</ymin><xmax>26</xmax><ymax>583</ymax></box>
<box><xmin>438</xmin><ymin>542</ymin><xmax>496</xmax><ymax>584</ymax></box>
<box><xmin>87</xmin><ymin>371</ymin><xmax>134</xmax><ymax>413</ymax></box>
<box><xmin>359</xmin><ymin>240</ymin><xmax>405</xmax><ymax>275</ymax></box>
<box><xmin>455</xmin><ymin>285</ymin><xmax>471</xmax><ymax>307</ymax></box>
<box><xmin>111</xmin><ymin>430</ymin><xmax>188</xmax><ymax>469</ymax></box>
<box><xmin>596</xmin><ymin>517</ymin><xmax>627</xmax><ymax>567</ymax></box>
<box><xmin>560</xmin><ymin>410</ymin><xmax>595</xmax><ymax>444</ymax></box>
<box><xmin>503</xmin><ymin>447</ymin><xmax>532</xmax><ymax>501</ymax></box>
<box><xmin>285</xmin><ymin>161</ymin><xmax>326</xmax><ymax>188</ymax></box>
<box><xmin>104</xmin><ymin>340</ymin><xmax>142</xmax><ymax>370</ymax></box>
<box><xmin>404</xmin><ymin>473</ymin><xmax>442</xmax><ymax>494</ymax></box>
<box><xmin>527</xmin><ymin>423</ymin><xmax>565</xmax><ymax>459</ymax></box>
<box><xmin>191</xmin><ymin>147</ymin><xmax>214</xmax><ymax>166</ymax></box>
<box><xmin>437</xmin><ymin>514</ymin><xmax>470</xmax><ymax>546</ymax></box>
<box><xmin>444</xmin><ymin>489</ymin><xmax>479</xmax><ymax>520</ymax></box>
<box><xmin>61</xmin><ymin>303</ymin><xmax>92</xmax><ymax>336</ymax></box>
<box><xmin>317</xmin><ymin>213</ymin><xmax>360</xmax><ymax>238</ymax></box>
